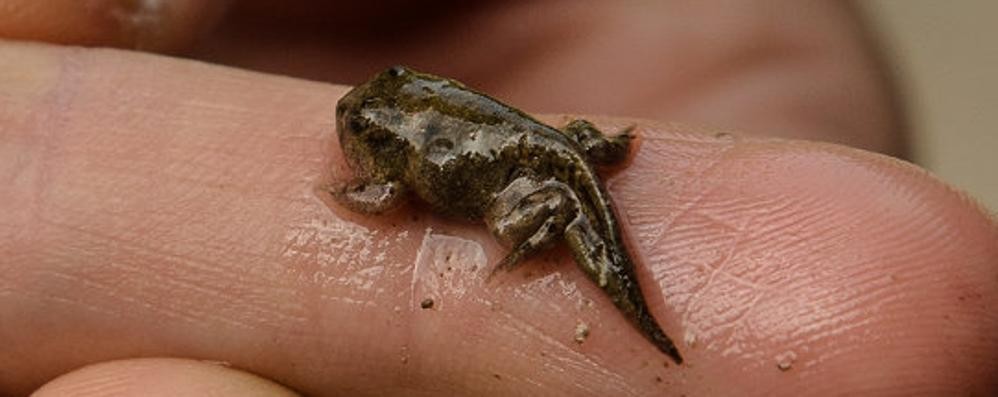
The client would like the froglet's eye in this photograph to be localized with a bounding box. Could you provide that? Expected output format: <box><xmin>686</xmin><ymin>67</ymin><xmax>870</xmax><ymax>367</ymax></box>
<box><xmin>348</xmin><ymin>115</ymin><xmax>370</xmax><ymax>133</ymax></box>
<box><xmin>361</xmin><ymin>97</ymin><xmax>383</xmax><ymax>108</ymax></box>
<box><xmin>388</xmin><ymin>66</ymin><xmax>407</xmax><ymax>77</ymax></box>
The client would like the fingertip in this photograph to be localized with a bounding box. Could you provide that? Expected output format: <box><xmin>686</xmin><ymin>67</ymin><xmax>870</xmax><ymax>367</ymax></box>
<box><xmin>33</xmin><ymin>358</ymin><xmax>299</xmax><ymax>397</ymax></box>
<box><xmin>0</xmin><ymin>0</ymin><xmax>229</xmax><ymax>52</ymax></box>
<box><xmin>611</xmin><ymin>124</ymin><xmax>998</xmax><ymax>394</ymax></box>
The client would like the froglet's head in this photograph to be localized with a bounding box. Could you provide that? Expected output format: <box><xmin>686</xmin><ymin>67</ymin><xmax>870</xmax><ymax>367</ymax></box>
<box><xmin>335</xmin><ymin>66</ymin><xmax>417</xmax><ymax>181</ymax></box>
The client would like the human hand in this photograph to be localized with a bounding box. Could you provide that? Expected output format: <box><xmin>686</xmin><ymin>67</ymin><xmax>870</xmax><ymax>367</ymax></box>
<box><xmin>2</xmin><ymin>1</ymin><xmax>995</xmax><ymax>396</ymax></box>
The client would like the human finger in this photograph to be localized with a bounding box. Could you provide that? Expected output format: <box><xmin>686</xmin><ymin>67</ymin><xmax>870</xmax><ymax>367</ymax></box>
<box><xmin>0</xmin><ymin>0</ymin><xmax>228</xmax><ymax>51</ymax></box>
<box><xmin>33</xmin><ymin>358</ymin><xmax>298</xmax><ymax>396</ymax></box>
<box><xmin>1</xmin><ymin>42</ymin><xmax>995</xmax><ymax>396</ymax></box>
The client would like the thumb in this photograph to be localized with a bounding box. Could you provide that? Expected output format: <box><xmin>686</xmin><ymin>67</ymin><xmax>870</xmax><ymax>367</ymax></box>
<box><xmin>33</xmin><ymin>358</ymin><xmax>298</xmax><ymax>397</ymax></box>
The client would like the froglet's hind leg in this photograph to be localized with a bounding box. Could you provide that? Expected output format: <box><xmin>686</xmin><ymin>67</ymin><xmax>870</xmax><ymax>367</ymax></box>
<box><xmin>333</xmin><ymin>179</ymin><xmax>407</xmax><ymax>214</ymax></box>
<box><xmin>561</xmin><ymin>119</ymin><xmax>634</xmax><ymax>165</ymax></box>
<box><xmin>485</xmin><ymin>175</ymin><xmax>580</xmax><ymax>278</ymax></box>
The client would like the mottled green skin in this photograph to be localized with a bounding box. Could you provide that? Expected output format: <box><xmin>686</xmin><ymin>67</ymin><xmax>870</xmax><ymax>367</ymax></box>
<box><xmin>335</xmin><ymin>66</ymin><xmax>682</xmax><ymax>364</ymax></box>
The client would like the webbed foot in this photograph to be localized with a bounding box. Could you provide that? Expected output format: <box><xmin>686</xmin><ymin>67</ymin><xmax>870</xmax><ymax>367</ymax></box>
<box><xmin>561</xmin><ymin>119</ymin><xmax>634</xmax><ymax>165</ymax></box>
<box><xmin>485</xmin><ymin>174</ymin><xmax>580</xmax><ymax>279</ymax></box>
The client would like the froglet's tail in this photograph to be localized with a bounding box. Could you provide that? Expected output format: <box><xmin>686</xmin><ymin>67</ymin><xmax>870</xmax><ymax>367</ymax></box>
<box><xmin>564</xmin><ymin>216</ymin><xmax>684</xmax><ymax>364</ymax></box>
<box><xmin>627</xmin><ymin>271</ymin><xmax>684</xmax><ymax>364</ymax></box>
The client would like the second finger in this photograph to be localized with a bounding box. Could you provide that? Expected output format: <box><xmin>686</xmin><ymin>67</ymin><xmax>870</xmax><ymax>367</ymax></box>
<box><xmin>0</xmin><ymin>0</ymin><xmax>228</xmax><ymax>51</ymax></box>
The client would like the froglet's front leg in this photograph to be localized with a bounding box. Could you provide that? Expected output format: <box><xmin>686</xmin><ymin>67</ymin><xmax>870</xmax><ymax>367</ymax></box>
<box><xmin>561</xmin><ymin>119</ymin><xmax>634</xmax><ymax>165</ymax></box>
<box><xmin>335</xmin><ymin>179</ymin><xmax>407</xmax><ymax>214</ymax></box>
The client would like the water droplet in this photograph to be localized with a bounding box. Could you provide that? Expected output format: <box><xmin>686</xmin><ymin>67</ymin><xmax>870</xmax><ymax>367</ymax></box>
<box><xmin>574</xmin><ymin>322</ymin><xmax>590</xmax><ymax>344</ymax></box>
<box><xmin>775</xmin><ymin>351</ymin><xmax>797</xmax><ymax>372</ymax></box>
<box><xmin>410</xmin><ymin>230</ymin><xmax>488</xmax><ymax>308</ymax></box>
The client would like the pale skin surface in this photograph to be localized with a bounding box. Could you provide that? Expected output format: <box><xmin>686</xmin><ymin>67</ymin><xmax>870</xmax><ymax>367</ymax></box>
<box><xmin>1</xmin><ymin>1</ymin><xmax>996</xmax><ymax>396</ymax></box>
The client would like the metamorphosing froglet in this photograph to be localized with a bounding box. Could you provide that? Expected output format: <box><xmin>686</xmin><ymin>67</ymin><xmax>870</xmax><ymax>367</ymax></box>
<box><xmin>334</xmin><ymin>66</ymin><xmax>683</xmax><ymax>364</ymax></box>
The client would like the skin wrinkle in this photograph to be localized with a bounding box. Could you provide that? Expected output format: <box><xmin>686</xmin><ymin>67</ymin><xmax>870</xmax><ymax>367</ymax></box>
<box><xmin>22</xmin><ymin>62</ymin><xmax>312</xmax><ymax>338</ymax></box>
<box><xmin>467</xmin><ymin>308</ymin><xmax>637</xmax><ymax>395</ymax></box>
<box><xmin>32</xmin><ymin>218</ymin><xmax>309</xmax><ymax>333</ymax></box>
<box><xmin>1</xmin><ymin>45</ymin><xmax>330</xmax><ymax>386</ymax></box>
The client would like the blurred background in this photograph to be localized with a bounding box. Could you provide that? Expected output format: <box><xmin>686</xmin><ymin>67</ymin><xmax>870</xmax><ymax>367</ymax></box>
<box><xmin>7</xmin><ymin>1</ymin><xmax>992</xmax><ymax>211</ymax></box>
<box><xmin>864</xmin><ymin>0</ymin><xmax>997</xmax><ymax>212</ymax></box>
<box><xmin>175</xmin><ymin>0</ymin><xmax>998</xmax><ymax>212</ymax></box>
<box><xmin>203</xmin><ymin>1</ymin><xmax>996</xmax><ymax>212</ymax></box>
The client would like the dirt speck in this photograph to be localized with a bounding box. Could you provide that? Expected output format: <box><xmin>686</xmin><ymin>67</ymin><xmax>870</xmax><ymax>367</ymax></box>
<box><xmin>684</xmin><ymin>330</ymin><xmax>697</xmax><ymax>348</ymax></box>
<box><xmin>420</xmin><ymin>298</ymin><xmax>435</xmax><ymax>309</ymax></box>
<box><xmin>776</xmin><ymin>351</ymin><xmax>797</xmax><ymax>372</ymax></box>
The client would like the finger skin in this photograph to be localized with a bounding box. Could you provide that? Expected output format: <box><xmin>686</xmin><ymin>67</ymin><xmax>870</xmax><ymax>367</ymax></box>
<box><xmin>1</xmin><ymin>42</ymin><xmax>996</xmax><ymax>396</ymax></box>
<box><xmin>33</xmin><ymin>358</ymin><xmax>298</xmax><ymax>397</ymax></box>
<box><xmin>0</xmin><ymin>0</ymin><xmax>227</xmax><ymax>52</ymax></box>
